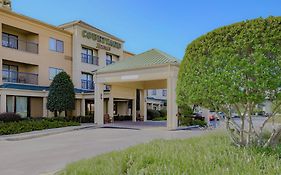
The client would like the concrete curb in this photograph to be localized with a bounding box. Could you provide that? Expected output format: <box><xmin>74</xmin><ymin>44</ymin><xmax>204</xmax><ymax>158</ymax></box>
<box><xmin>0</xmin><ymin>124</ymin><xmax>97</xmax><ymax>141</ymax></box>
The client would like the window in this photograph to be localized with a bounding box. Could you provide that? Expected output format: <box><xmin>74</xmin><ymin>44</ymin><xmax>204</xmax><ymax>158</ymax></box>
<box><xmin>81</xmin><ymin>73</ymin><xmax>94</xmax><ymax>90</ymax></box>
<box><xmin>2</xmin><ymin>33</ymin><xmax>18</xmax><ymax>49</ymax></box>
<box><xmin>49</xmin><ymin>67</ymin><xmax>63</xmax><ymax>80</ymax></box>
<box><xmin>152</xmin><ymin>89</ymin><xmax>157</xmax><ymax>95</ymax></box>
<box><xmin>81</xmin><ymin>47</ymin><xmax>98</xmax><ymax>65</ymax></box>
<box><xmin>2</xmin><ymin>64</ymin><xmax>18</xmax><ymax>83</ymax></box>
<box><xmin>6</xmin><ymin>96</ymin><xmax>28</xmax><ymax>118</ymax></box>
<box><xmin>49</xmin><ymin>38</ymin><xmax>64</xmax><ymax>53</ymax></box>
<box><xmin>106</xmin><ymin>54</ymin><xmax>113</xmax><ymax>65</ymax></box>
<box><xmin>162</xmin><ymin>90</ymin><xmax>167</xmax><ymax>97</ymax></box>
<box><xmin>106</xmin><ymin>53</ymin><xmax>119</xmax><ymax>65</ymax></box>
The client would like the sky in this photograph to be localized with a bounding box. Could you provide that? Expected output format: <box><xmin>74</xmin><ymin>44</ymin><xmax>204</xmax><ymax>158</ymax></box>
<box><xmin>12</xmin><ymin>0</ymin><xmax>281</xmax><ymax>59</ymax></box>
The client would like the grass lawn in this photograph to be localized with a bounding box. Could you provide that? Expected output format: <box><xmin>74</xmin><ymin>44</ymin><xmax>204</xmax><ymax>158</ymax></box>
<box><xmin>59</xmin><ymin>133</ymin><xmax>281</xmax><ymax>175</ymax></box>
<box><xmin>270</xmin><ymin>114</ymin><xmax>281</xmax><ymax>123</ymax></box>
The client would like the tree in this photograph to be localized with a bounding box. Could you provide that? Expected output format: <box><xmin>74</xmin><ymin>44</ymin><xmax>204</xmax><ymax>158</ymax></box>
<box><xmin>177</xmin><ymin>16</ymin><xmax>281</xmax><ymax>147</ymax></box>
<box><xmin>47</xmin><ymin>72</ymin><xmax>75</xmax><ymax>117</ymax></box>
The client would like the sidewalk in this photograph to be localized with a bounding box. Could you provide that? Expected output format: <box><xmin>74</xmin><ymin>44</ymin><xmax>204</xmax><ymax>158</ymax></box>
<box><xmin>0</xmin><ymin>123</ymin><xmax>97</xmax><ymax>141</ymax></box>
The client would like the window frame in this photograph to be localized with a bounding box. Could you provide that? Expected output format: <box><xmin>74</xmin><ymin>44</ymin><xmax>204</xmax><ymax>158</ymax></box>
<box><xmin>2</xmin><ymin>32</ymin><xmax>19</xmax><ymax>49</ymax></box>
<box><xmin>49</xmin><ymin>38</ymin><xmax>64</xmax><ymax>53</ymax></box>
<box><xmin>152</xmin><ymin>89</ymin><xmax>157</xmax><ymax>95</ymax></box>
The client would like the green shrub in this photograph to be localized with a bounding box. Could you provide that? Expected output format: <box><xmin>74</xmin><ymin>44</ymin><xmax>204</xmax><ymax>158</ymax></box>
<box><xmin>0</xmin><ymin>113</ymin><xmax>22</xmax><ymax>123</ymax></box>
<box><xmin>147</xmin><ymin>109</ymin><xmax>161</xmax><ymax>120</ymax></box>
<box><xmin>191</xmin><ymin>119</ymin><xmax>207</xmax><ymax>127</ymax></box>
<box><xmin>159</xmin><ymin>109</ymin><xmax>167</xmax><ymax>118</ymax></box>
<box><xmin>179</xmin><ymin>116</ymin><xmax>206</xmax><ymax>127</ymax></box>
<box><xmin>152</xmin><ymin>116</ymin><xmax>167</xmax><ymax>121</ymax></box>
<box><xmin>179</xmin><ymin>116</ymin><xmax>192</xmax><ymax>126</ymax></box>
<box><xmin>0</xmin><ymin>119</ymin><xmax>80</xmax><ymax>135</ymax></box>
<box><xmin>179</xmin><ymin>105</ymin><xmax>193</xmax><ymax>117</ymax></box>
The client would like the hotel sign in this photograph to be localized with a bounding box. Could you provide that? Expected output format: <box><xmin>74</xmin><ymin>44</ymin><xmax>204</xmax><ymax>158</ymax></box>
<box><xmin>82</xmin><ymin>30</ymin><xmax>122</xmax><ymax>49</ymax></box>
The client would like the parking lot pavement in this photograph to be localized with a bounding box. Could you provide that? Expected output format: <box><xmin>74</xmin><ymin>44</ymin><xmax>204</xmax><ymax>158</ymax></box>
<box><xmin>0</xmin><ymin>126</ymin><xmax>212</xmax><ymax>175</ymax></box>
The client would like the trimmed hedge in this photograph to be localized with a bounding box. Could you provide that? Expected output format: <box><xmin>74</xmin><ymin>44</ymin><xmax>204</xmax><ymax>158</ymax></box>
<box><xmin>0</xmin><ymin>118</ymin><xmax>80</xmax><ymax>135</ymax></box>
<box><xmin>159</xmin><ymin>109</ymin><xmax>167</xmax><ymax>118</ymax></box>
<box><xmin>147</xmin><ymin>109</ymin><xmax>161</xmax><ymax>120</ymax></box>
<box><xmin>179</xmin><ymin>116</ymin><xmax>207</xmax><ymax>127</ymax></box>
<box><xmin>0</xmin><ymin>113</ymin><xmax>22</xmax><ymax>123</ymax></box>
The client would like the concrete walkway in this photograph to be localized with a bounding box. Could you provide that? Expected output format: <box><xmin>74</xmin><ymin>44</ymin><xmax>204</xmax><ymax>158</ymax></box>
<box><xmin>0</xmin><ymin>125</ymin><xmax>213</xmax><ymax>175</ymax></box>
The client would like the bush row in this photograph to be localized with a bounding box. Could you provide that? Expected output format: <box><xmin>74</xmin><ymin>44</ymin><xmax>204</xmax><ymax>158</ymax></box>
<box><xmin>0</xmin><ymin>118</ymin><xmax>80</xmax><ymax>135</ymax></box>
<box><xmin>179</xmin><ymin>116</ymin><xmax>207</xmax><ymax>127</ymax></box>
<box><xmin>147</xmin><ymin>109</ymin><xmax>167</xmax><ymax>120</ymax></box>
<box><xmin>0</xmin><ymin>112</ymin><xmax>95</xmax><ymax>123</ymax></box>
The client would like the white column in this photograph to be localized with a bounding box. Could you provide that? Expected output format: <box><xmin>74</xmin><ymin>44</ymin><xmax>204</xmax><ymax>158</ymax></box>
<box><xmin>132</xmin><ymin>98</ymin><xmax>137</xmax><ymax>122</ymax></box>
<box><xmin>0</xmin><ymin>91</ymin><xmax>6</xmax><ymax>113</ymax></box>
<box><xmin>140</xmin><ymin>89</ymin><xmax>147</xmax><ymax>122</ymax></box>
<box><xmin>75</xmin><ymin>100</ymin><xmax>81</xmax><ymax>116</ymax></box>
<box><xmin>95</xmin><ymin>83</ymin><xmax>104</xmax><ymax>125</ymax></box>
<box><xmin>81</xmin><ymin>98</ymin><xmax>85</xmax><ymax>117</ymax></box>
<box><xmin>167</xmin><ymin>77</ymin><xmax>178</xmax><ymax>129</ymax></box>
<box><xmin>43</xmin><ymin>97</ymin><xmax>48</xmax><ymax>117</ymax></box>
<box><xmin>108</xmin><ymin>96</ymin><xmax>114</xmax><ymax>121</ymax></box>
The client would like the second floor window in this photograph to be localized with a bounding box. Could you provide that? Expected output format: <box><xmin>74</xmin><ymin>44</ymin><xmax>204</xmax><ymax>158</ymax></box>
<box><xmin>49</xmin><ymin>38</ymin><xmax>64</xmax><ymax>53</ymax></box>
<box><xmin>2</xmin><ymin>33</ymin><xmax>18</xmax><ymax>49</ymax></box>
<box><xmin>106</xmin><ymin>54</ymin><xmax>113</xmax><ymax>65</ymax></box>
<box><xmin>81</xmin><ymin>47</ymin><xmax>99</xmax><ymax>65</ymax></box>
<box><xmin>152</xmin><ymin>89</ymin><xmax>157</xmax><ymax>95</ymax></box>
<box><xmin>49</xmin><ymin>67</ymin><xmax>63</xmax><ymax>80</ymax></box>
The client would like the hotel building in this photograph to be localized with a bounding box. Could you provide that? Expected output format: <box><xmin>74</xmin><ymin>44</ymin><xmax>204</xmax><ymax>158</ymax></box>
<box><xmin>0</xmin><ymin>2</ymin><xmax>179</xmax><ymax>129</ymax></box>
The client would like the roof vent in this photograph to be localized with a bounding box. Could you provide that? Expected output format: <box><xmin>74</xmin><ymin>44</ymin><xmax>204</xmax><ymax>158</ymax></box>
<box><xmin>0</xmin><ymin>0</ymin><xmax>12</xmax><ymax>10</ymax></box>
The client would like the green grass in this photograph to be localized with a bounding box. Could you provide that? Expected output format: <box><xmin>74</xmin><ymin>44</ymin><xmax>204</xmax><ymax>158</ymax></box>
<box><xmin>59</xmin><ymin>133</ymin><xmax>281</xmax><ymax>175</ymax></box>
<box><xmin>270</xmin><ymin>114</ymin><xmax>281</xmax><ymax>123</ymax></box>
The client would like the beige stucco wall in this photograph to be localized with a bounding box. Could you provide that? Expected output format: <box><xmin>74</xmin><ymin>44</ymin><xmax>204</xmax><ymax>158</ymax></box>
<box><xmin>61</xmin><ymin>23</ymin><xmax>124</xmax><ymax>89</ymax></box>
<box><xmin>30</xmin><ymin>97</ymin><xmax>43</xmax><ymax>118</ymax></box>
<box><xmin>0</xmin><ymin>9</ymin><xmax>72</xmax><ymax>86</ymax></box>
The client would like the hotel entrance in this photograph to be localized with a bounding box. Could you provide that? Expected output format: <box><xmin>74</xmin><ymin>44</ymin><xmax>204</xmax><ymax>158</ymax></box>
<box><xmin>94</xmin><ymin>49</ymin><xmax>179</xmax><ymax>129</ymax></box>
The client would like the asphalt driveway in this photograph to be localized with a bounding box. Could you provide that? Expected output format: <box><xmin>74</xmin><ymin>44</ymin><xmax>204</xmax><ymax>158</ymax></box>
<box><xmin>0</xmin><ymin>126</ymin><xmax>210</xmax><ymax>175</ymax></box>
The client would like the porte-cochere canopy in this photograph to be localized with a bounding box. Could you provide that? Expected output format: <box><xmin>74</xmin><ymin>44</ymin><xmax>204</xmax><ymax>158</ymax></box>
<box><xmin>94</xmin><ymin>49</ymin><xmax>180</xmax><ymax>129</ymax></box>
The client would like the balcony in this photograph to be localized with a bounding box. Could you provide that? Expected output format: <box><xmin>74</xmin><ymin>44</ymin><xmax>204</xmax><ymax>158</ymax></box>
<box><xmin>2</xmin><ymin>37</ymin><xmax>39</xmax><ymax>54</ymax></box>
<box><xmin>2</xmin><ymin>24</ymin><xmax>39</xmax><ymax>54</ymax></box>
<box><xmin>2</xmin><ymin>70</ymin><xmax>38</xmax><ymax>85</ymax></box>
<box><xmin>81</xmin><ymin>53</ymin><xmax>99</xmax><ymax>65</ymax></box>
<box><xmin>81</xmin><ymin>80</ymin><xmax>94</xmax><ymax>90</ymax></box>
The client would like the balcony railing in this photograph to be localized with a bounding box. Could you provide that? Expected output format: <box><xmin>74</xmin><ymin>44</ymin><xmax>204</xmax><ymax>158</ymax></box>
<box><xmin>81</xmin><ymin>53</ymin><xmax>99</xmax><ymax>65</ymax></box>
<box><xmin>106</xmin><ymin>60</ymin><xmax>116</xmax><ymax>65</ymax></box>
<box><xmin>2</xmin><ymin>70</ymin><xmax>38</xmax><ymax>85</ymax></box>
<box><xmin>2</xmin><ymin>38</ymin><xmax>39</xmax><ymax>54</ymax></box>
<box><xmin>81</xmin><ymin>80</ymin><xmax>95</xmax><ymax>90</ymax></box>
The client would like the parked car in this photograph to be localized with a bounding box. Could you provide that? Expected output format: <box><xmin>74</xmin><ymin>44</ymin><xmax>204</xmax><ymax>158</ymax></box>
<box><xmin>231</xmin><ymin>113</ymin><xmax>240</xmax><ymax>118</ymax></box>
<box><xmin>192</xmin><ymin>112</ymin><xmax>205</xmax><ymax>121</ymax></box>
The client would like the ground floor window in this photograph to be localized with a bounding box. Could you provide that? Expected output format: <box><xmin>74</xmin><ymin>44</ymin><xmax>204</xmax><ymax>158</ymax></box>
<box><xmin>6</xmin><ymin>96</ymin><xmax>29</xmax><ymax>118</ymax></box>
